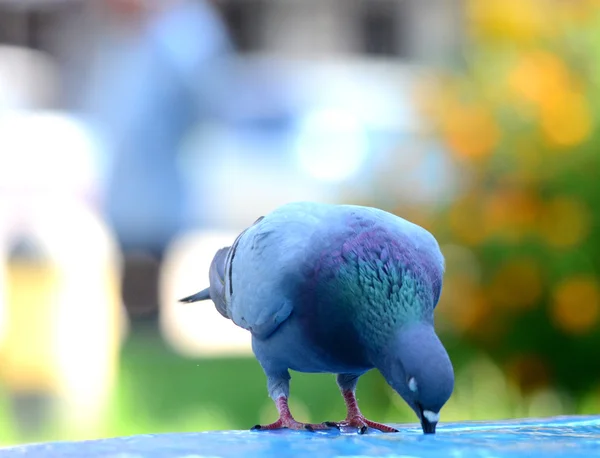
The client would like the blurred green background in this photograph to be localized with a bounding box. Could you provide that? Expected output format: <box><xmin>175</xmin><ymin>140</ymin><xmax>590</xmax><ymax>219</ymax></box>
<box><xmin>1</xmin><ymin>0</ymin><xmax>600</xmax><ymax>447</ymax></box>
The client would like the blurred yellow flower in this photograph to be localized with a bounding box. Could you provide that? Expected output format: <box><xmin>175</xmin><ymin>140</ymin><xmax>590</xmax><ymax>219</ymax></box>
<box><xmin>0</xmin><ymin>262</ymin><xmax>61</xmax><ymax>391</ymax></box>
<box><xmin>443</xmin><ymin>104</ymin><xmax>500</xmax><ymax>160</ymax></box>
<box><xmin>551</xmin><ymin>276</ymin><xmax>600</xmax><ymax>334</ymax></box>
<box><xmin>468</xmin><ymin>0</ymin><xmax>553</xmax><ymax>43</ymax></box>
<box><xmin>508</xmin><ymin>51</ymin><xmax>592</xmax><ymax>147</ymax></box>
<box><xmin>508</xmin><ymin>51</ymin><xmax>571</xmax><ymax>107</ymax></box>
<box><xmin>489</xmin><ymin>257</ymin><xmax>544</xmax><ymax>310</ymax></box>
<box><xmin>538</xmin><ymin>197</ymin><xmax>591</xmax><ymax>248</ymax></box>
<box><xmin>540</xmin><ymin>89</ymin><xmax>592</xmax><ymax>148</ymax></box>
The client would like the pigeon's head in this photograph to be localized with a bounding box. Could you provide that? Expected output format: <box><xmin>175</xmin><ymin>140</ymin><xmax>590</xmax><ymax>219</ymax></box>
<box><xmin>379</xmin><ymin>323</ymin><xmax>454</xmax><ymax>434</ymax></box>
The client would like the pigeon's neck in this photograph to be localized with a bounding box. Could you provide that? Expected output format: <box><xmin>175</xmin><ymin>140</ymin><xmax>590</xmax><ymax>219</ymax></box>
<box><xmin>309</xmin><ymin>223</ymin><xmax>437</xmax><ymax>350</ymax></box>
<box><xmin>312</xmin><ymin>265</ymin><xmax>434</xmax><ymax>346</ymax></box>
<box><xmin>347</xmin><ymin>264</ymin><xmax>435</xmax><ymax>352</ymax></box>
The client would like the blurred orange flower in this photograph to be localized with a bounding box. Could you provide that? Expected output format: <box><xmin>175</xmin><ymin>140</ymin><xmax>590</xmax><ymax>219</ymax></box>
<box><xmin>508</xmin><ymin>51</ymin><xmax>593</xmax><ymax>147</ymax></box>
<box><xmin>443</xmin><ymin>104</ymin><xmax>500</xmax><ymax>160</ymax></box>
<box><xmin>484</xmin><ymin>189</ymin><xmax>540</xmax><ymax>240</ymax></box>
<box><xmin>551</xmin><ymin>276</ymin><xmax>600</xmax><ymax>335</ymax></box>
<box><xmin>508</xmin><ymin>51</ymin><xmax>572</xmax><ymax>107</ymax></box>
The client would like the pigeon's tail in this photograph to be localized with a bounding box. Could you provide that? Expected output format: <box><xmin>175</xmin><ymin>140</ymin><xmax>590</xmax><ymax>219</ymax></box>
<box><xmin>179</xmin><ymin>288</ymin><xmax>211</xmax><ymax>303</ymax></box>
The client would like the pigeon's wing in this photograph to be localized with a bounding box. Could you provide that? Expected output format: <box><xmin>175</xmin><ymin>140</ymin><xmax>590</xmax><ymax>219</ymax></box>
<box><xmin>226</xmin><ymin>203</ymin><xmax>325</xmax><ymax>339</ymax></box>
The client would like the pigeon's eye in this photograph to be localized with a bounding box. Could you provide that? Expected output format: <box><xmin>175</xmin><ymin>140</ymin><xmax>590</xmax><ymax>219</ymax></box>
<box><xmin>408</xmin><ymin>377</ymin><xmax>418</xmax><ymax>392</ymax></box>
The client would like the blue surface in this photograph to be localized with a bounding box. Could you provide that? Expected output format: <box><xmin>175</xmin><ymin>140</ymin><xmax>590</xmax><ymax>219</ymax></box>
<box><xmin>2</xmin><ymin>416</ymin><xmax>599</xmax><ymax>458</ymax></box>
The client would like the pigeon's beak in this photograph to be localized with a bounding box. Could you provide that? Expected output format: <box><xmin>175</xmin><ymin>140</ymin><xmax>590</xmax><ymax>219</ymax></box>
<box><xmin>421</xmin><ymin>417</ymin><xmax>436</xmax><ymax>434</ymax></box>
<box><xmin>417</xmin><ymin>404</ymin><xmax>437</xmax><ymax>434</ymax></box>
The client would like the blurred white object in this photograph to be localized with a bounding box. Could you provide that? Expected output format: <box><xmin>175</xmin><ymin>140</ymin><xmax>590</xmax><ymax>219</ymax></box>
<box><xmin>295</xmin><ymin>108</ymin><xmax>368</xmax><ymax>182</ymax></box>
<box><xmin>0</xmin><ymin>109</ymin><xmax>125</xmax><ymax>434</ymax></box>
<box><xmin>160</xmin><ymin>230</ymin><xmax>253</xmax><ymax>357</ymax></box>
<box><xmin>0</xmin><ymin>45</ymin><xmax>59</xmax><ymax>111</ymax></box>
<box><xmin>0</xmin><ymin>111</ymin><xmax>101</xmax><ymax>197</ymax></box>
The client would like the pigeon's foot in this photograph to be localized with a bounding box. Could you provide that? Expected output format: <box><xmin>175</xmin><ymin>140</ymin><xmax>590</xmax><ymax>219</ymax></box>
<box><xmin>325</xmin><ymin>416</ymin><xmax>398</xmax><ymax>434</ymax></box>
<box><xmin>331</xmin><ymin>389</ymin><xmax>399</xmax><ymax>434</ymax></box>
<box><xmin>251</xmin><ymin>396</ymin><xmax>331</xmax><ymax>432</ymax></box>
<box><xmin>251</xmin><ymin>418</ymin><xmax>329</xmax><ymax>432</ymax></box>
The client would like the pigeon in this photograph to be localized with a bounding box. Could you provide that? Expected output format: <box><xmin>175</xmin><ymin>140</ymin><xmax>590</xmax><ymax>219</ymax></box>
<box><xmin>180</xmin><ymin>202</ymin><xmax>454</xmax><ymax>434</ymax></box>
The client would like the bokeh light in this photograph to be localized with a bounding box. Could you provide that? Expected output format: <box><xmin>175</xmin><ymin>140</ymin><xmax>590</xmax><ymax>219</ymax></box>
<box><xmin>443</xmin><ymin>103</ymin><xmax>500</xmax><ymax>160</ymax></box>
<box><xmin>551</xmin><ymin>276</ymin><xmax>600</xmax><ymax>335</ymax></box>
<box><xmin>160</xmin><ymin>231</ymin><xmax>252</xmax><ymax>357</ymax></box>
<box><xmin>295</xmin><ymin>108</ymin><xmax>369</xmax><ymax>182</ymax></box>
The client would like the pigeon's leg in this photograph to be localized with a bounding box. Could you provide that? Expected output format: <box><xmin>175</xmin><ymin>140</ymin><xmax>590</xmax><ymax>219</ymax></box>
<box><xmin>251</xmin><ymin>396</ymin><xmax>330</xmax><ymax>432</ymax></box>
<box><xmin>251</xmin><ymin>371</ymin><xmax>330</xmax><ymax>432</ymax></box>
<box><xmin>325</xmin><ymin>373</ymin><xmax>399</xmax><ymax>434</ymax></box>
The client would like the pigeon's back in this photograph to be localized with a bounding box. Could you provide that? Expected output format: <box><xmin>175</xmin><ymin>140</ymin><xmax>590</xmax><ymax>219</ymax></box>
<box><xmin>184</xmin><ymin>202</ymin><xmax>444</xmax><ymax>340</ymax></box>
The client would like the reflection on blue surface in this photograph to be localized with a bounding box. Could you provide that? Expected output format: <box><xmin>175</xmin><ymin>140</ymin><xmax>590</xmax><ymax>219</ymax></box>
<box><xmin>3</xmin><ymin>416</ymin><xmax>600</xmax><ymax>458</ymax></box>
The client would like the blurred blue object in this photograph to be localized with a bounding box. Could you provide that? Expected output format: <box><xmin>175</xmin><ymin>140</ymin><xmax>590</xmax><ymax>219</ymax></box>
<box><xmin>85</xmin><ymin>0</ymin><xmax>232</xmax><ymax>252</ymax></box>
<box><xmin>3</xmin><ymin>416</ymin><xmax>599</xmax><ymax>458</ymax></box>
